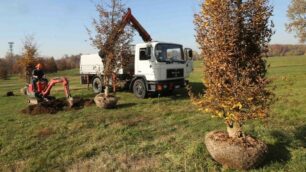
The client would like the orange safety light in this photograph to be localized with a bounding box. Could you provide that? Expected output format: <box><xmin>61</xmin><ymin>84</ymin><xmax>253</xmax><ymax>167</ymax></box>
<box><xmin>157</xmin><ymin>84</ymin><xmax>163</xmax><ymax>91</ymax></box>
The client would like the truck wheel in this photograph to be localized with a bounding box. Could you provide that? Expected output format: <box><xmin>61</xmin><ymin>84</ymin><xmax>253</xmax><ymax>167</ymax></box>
<box><xmin>133</xmin><ymin>79</ymin><xmax>147</xmax><ymax>99</ymax></box>
<box><xmin>92</xmin><ymin>77</ymin><xmax>103</xmax><ymax>93</ymax></box>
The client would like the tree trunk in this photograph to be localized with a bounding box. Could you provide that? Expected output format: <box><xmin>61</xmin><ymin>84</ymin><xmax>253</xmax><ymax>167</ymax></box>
<box><xmin>227</xmin><ymin>122</ymin><xmax>243</xmax><ymax>138</ymax></box>
<box><xmin>104</xmin><ymin>75</ymin><xmax>109</xmax><ymax>97</ymax></box>
<box><xmin>112</xmin><ymin>73</ymin><xmax>116</xmax><ymax>94</ymax></box>
<box><xmin>104</xmin><ymin>86</ymin><xmax>109</xmax><ymax>97</ymax></box>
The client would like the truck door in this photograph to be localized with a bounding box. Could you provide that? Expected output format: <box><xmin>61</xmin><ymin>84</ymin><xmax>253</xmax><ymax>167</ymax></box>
<box><xmin>185</xmin><ymin>48</ymin><xmax>194</xmax><ymax>76</ymax></box>
<box><xmin>135</xmin><ymin>47</ymin><xmax>154</xmax><ymax>80</ymax></box>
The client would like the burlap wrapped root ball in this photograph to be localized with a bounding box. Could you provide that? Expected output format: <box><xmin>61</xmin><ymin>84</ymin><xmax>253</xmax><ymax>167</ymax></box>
<box><xmin>94</xmin><ymin>93</ymin><xmax>118</xmax><ymax>109</ymax></box>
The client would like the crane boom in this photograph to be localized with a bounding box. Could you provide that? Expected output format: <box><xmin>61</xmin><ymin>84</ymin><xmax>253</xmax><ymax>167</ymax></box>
<box><xmin>122</xmin><ymin>8</ymin><xmax>152</xmax><ymax>42</ymax></box>
<box><xmin>100</xmin><ymin>8</ymin><xmax>152</xmax><ymax>58</ymax></box>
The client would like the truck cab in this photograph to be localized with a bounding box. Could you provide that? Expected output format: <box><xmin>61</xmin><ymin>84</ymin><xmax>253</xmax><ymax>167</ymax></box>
<box><xmin>80</xmin><ymin>41</ymin><xmax>193</xmax><ymax>98</ymax></box>
<box><xmin>131</xmin><ymin>42</ymin><xmax>193</xmax><ymax>98</ymax></box>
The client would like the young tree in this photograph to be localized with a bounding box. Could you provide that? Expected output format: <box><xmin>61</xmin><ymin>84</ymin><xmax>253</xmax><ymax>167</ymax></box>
<box><xmin>18</xmin><ymin>35</ymin><xmax>38</xmax><ymax>83</ymax></box>
<box><xmin>194</xmin><ymin>0</ymin><xmax>274</xmax><ymax>138</ymax></box>
<box><xmin>286</xmin><ymin>0</ymin><xmax>306</xmax><ymax>43</ymax></box>
<box><xmin>87</xmin><ymin>0</ymin><xmax>133</xmax><ymax>97</ymax></box>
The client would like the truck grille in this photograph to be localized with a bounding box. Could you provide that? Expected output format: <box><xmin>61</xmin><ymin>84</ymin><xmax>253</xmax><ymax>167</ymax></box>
<box><xmin>167</xmin><ymin>69</ymin><xmax>184</xmax><ymax>78</ymax></box>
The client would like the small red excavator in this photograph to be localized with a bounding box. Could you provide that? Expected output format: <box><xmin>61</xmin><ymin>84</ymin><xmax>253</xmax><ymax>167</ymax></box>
<box><xmin>24</xmin><ymin>77</ymin><xmax>74</xmax><ymax>107</ymax></box>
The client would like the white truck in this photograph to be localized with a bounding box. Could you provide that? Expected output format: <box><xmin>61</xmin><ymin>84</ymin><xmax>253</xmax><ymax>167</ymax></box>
<box><xmin>80</xmin><ymin>42</ymin><xmax>193</xmax><ymax>98</ymax></box>
<box><xmin>80</xmin><ymin>8</ymin><xmax>193</xmax><ymax>98</ymax></box>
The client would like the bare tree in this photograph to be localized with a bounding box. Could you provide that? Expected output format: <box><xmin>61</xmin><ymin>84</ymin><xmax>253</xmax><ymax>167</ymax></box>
<box><xmin>87</xmin><ymin>0</ymin><xmax>133</xmax><ymax>97</ymax></box>
<box><xmin>194</xmin><ymin>0</ymin><xmax>274</xmax><ymax>138</ymax></box>
<box><xmin>286</xmin><ymin>0</ymin><xmax>306</xmax><ymax>43</ymax></box>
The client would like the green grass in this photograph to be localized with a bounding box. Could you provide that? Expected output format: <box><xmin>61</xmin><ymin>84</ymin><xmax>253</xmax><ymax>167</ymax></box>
<box><xmin>0</xmin><ymin>56</ymin><xmax>305</xmax><ymax>171</ymax></box>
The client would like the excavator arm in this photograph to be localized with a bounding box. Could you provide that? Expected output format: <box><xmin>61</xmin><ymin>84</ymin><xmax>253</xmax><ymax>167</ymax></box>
<box><xmin>42</xmin><ymin>77</ymin><xmax>74</xmax><ymax>107</ymax></box>
<box><xmin>41</xmin><ymin>77</ymin><xmax>72</xmax><ymax>99</ymax></box>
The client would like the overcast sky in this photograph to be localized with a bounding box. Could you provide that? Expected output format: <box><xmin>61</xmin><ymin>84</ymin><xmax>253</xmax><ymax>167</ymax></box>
<box><xmin>0</xmin><ymin>0</ymin><xmax>299</xmax><ymax>58</ymax></box>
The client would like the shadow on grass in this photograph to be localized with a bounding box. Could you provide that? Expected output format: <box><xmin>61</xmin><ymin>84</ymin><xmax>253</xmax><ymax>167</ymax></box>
<box><xmin>262</xmin><ymin>130</ymin><xmax>291</xmax><ymax>167</ymax></box>
<box><xmin>169</xmin><ymin>82</ymin><xmax>206</xmax><ymax>100</ymax></box>
<box><xmin>294</xmin><ymin>124</ymin><xmax>306</xmax><ymax>147</ymax></box>
<box><xmin>263</xmin><ymin>125</ymin><xmax>306</xmax><ymax>167</ymax></box>
<box><xmin>116</xmin><ymin>103</ymin><xmax>137</xmax><ymax>109</ymax></box>
<box><xmin>189</xmin><ymin>82</ymin><xmax>206</xmax><ymax>95</ymax></box>
<box><xmin>75</xmin><ymin>82</ymin><xmax>206</xmax><ymax>101</ymax></box>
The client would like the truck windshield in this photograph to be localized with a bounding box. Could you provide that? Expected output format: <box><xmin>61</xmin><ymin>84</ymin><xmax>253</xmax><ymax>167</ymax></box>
<box><xmin>155</xmin><ymin>44</ymin><xmax>184</xmax><ymax>63</ymax></box>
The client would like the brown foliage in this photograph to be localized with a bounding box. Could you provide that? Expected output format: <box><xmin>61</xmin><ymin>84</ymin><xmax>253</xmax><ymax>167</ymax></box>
<box><xmin>0</xmin><ymin>53</ymin><xmax>80</xmax><ymax>78</ymax></box>
<box><xmin>0</xmin><ymin>59</ymin><xmax>8</xmax><ymax>79</ymax></box>
<box><xmin>4</xmin><ymin>52</ymin><xmax>21</xmax><ymax>75</ymax></box>
<box><xmin>88</xmin><ymin>0</ymin><xmax>133</xmax><ymax>96</ymax></box>
<box><xmin>286</xmin><ymin>0</ymin><xmax>306</xmax><ymax>43</ymax></box>
<box><xmin>194</xmin><ymin>0</ymin><xmax>274</xmax><ymax>130</ymax></box>
<box><xmin>17</xmin><ymin>35</ymin><xmax>38</xmax><ymax>83</ymax></box>
<box><xmin>36</xmin><ymin>57</ymin><xmax>58</xmax><ymax>73</ymax></box>
<box><xmin>55</xmin><ymin>54</ymin><xmax>80</xmax><ymax>71</ymax></box>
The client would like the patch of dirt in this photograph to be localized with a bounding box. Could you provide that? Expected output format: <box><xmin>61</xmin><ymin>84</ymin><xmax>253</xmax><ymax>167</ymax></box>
<box><xmin>71</xmin><ymin>97</ymin><xmax>95</xmax><ymax>109</ymax></box>
<box><xmin>117</xmin><ymin>116</ymin><xmax>151</xmax><ymax>127</ymax></box>
<box><xmin>67</xmin><ymin>152</ymin><xmax>158</xmax><ymax>172</ymax></box>
<box><xmin>21</xmin><ymin>97</ymin><xmax>94</xmax><ymax>115</ymax></box>
<box><xmin>6</xmin><ymin>91</ymin><xmax>14</xmax><ymax>97</ymax></box>
<box><xmin>36</xmin><ymin>128</ymin><xmax>54</xmax><ymax>139</ymax></box>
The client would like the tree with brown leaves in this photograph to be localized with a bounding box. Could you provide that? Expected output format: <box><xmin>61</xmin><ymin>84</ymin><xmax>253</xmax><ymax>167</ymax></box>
<box><xmin>194</xmin><ymin>0</ymin><xmax>274</xmax><ymax>138</ymax></box>
<box><xmin>87</xmin><ymin>0</ymin><xmax>133</xmax><ymax>97</ymax></box>
<box><xmin>286</xmin><ymin>0</ymin><xmax>306</xmax><ymax>43</ymax></box>
<box><xmin>17</xmin><ymin>35</ymin><xmax>38</xmax><ymax>83</ymax></box>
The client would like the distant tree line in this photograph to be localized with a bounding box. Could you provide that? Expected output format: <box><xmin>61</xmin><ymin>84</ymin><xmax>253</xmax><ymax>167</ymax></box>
<box><xmin>193</xmin><ymin>44</ymin><xmax>306</xmax><ymax>60</ymax></box>
<box><xmin>1</xmin><ymin>44</ymin><xmax>305</xmax><ymax>79</ymax></box>
<box><xmin>0</xmin><ymin>53</ymin><xmax>81</xmax><ymax>79</ymax></box>
<box><xmin>268</xmin><ymin>44</ymin><xmax>306</xmax><ymax>57</ymax></box>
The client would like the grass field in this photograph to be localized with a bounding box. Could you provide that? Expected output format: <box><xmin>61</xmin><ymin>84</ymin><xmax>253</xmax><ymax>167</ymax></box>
<box><xmin>0</xmin><ymin>56</ymin><xmax>305</xmax><ymax>171</ymax></box>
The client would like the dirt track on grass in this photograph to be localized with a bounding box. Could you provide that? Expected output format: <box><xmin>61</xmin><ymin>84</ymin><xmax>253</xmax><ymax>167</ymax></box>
<box><xmin>21</xmin><ymin>97</ymin><xmax>94</xmax><ymax>115</ymax></box>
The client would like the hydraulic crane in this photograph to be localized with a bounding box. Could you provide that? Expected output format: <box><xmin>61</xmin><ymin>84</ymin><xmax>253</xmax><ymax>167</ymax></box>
<box><xmin>99</xmin><ymin>8</ymin><xmax>152</xmax><ymax>58</ymax></box>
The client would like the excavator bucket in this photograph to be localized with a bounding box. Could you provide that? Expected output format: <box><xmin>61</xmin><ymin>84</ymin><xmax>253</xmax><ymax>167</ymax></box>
<box><xmin>67</xmin><ymin>97</ymin><xmax>74</xmax><ymax>108</ymax></box>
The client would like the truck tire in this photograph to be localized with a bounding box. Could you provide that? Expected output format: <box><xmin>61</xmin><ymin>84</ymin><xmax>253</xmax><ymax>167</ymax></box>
<box><xmin>133</xmin><ymin>79</ymin><xmax>147</xmax><ymax>99</ymax></box>
<box><xmin>92</xmin><ymin>77</ymin><xmax>103</xmax><ymax>93</ymax></box>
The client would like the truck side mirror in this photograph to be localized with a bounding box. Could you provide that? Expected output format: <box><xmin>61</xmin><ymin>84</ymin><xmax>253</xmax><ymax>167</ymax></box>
<box><xmin>184</xmin><ymin>48</ymin><xmax>193</xmax><ymax>60</ymax></box>
<box><xmin>188</xmin><ymin>50</ymin><xmax>193</xmax><ymax>59</ymax></box>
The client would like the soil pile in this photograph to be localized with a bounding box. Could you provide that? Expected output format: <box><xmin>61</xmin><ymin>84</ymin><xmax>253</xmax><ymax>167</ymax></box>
<box><xmin>21</xmin><ymin>97</ymin><xmax>94</xmax><ymax>115</ymax></box>
<box><xmin>72</xmin><ymin>97</ymin><xmax>95</xmax><ymax>109</ymax></box>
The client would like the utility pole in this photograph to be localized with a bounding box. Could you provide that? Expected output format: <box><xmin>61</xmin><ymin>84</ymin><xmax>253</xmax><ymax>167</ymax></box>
<box><xmin>8</xmin><ymin>42</ymin><xmax>14</xmax><ymax>56</ymax></box>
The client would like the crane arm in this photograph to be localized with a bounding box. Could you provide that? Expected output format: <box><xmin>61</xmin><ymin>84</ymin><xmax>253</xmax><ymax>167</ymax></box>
<box><xmin>126</xmin><ymin>8</ymin><xmax>152</xmax><ymax>42</ymax></box>
<box><xmin>110</xmin><ymin>8</ymin><xmax>152</xmax><ymax>44</ymax></box>
<box><xmin>100</xmin><ymin>8</ymin><xmax>152</xmax><ymax>58</ymax></box>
